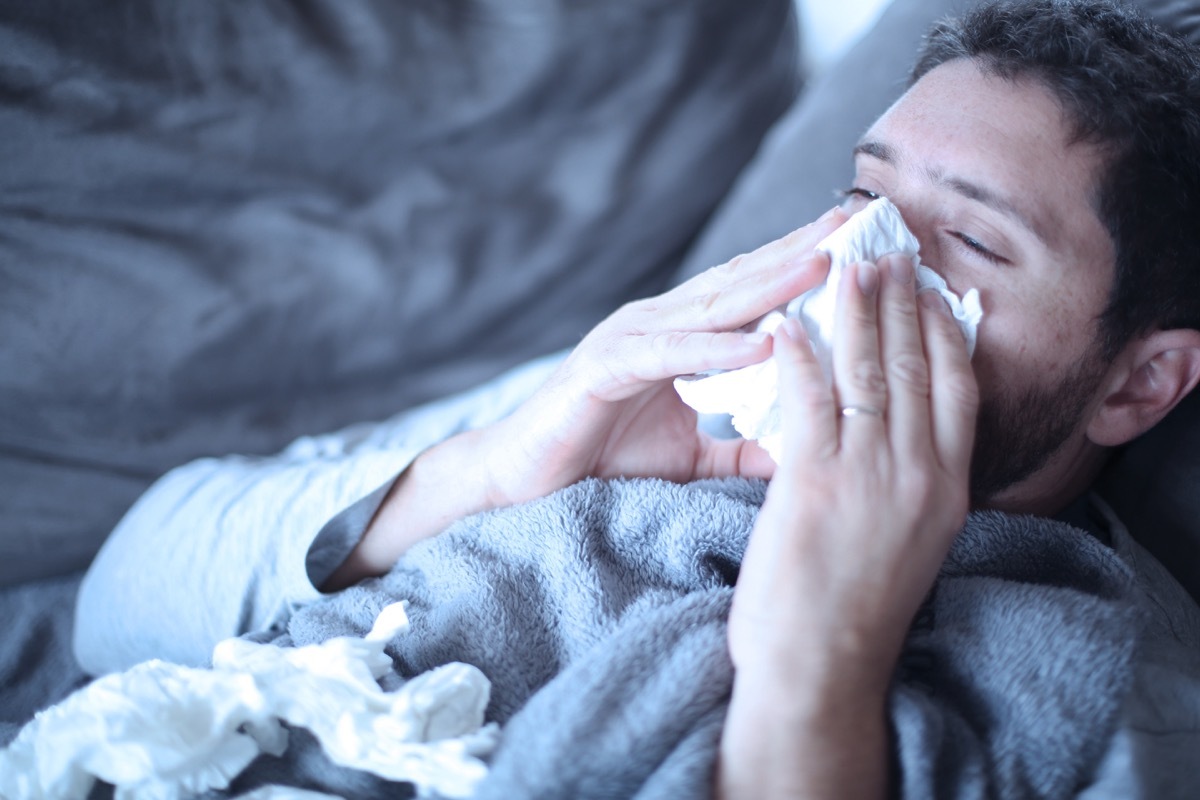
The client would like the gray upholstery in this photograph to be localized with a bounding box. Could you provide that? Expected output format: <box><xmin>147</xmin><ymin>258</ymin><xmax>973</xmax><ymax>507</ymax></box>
<box><xmin>673</xmin><ymin>0</ymin><xmax>1200</xmax><ymax>603</ymax></box>
<box><xmin>674</xmin><ymin>0</ymin><xmax>979</xmax><ymax>282</ymax></box>
<box><xmin>0</xmin><ymin>0</ymin><xmax>799</xmax><ymax>584</ymax></box>
<box><xmin>7</xmin><ymin>0</ymin><xmax>1200</xmax><ymax>598</ymax></box>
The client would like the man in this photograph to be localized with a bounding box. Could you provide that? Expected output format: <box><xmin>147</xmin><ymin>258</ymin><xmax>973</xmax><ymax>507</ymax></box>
<box><xmin>76</xmin><ymin>0</ymin><xmax>1200</xmax><ymax>796</ymax></box>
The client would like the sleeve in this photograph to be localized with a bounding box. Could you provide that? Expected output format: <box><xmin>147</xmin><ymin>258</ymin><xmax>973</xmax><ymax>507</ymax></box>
<box><xmin>73</xmin><ymin>351</ymin><xmax>565</xmax><ymax>675</ymax></box>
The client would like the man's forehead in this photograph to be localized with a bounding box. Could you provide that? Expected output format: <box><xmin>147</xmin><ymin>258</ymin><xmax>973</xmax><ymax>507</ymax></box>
<box><xmin>852</xmin><ymin>137</ymin><xmax>1059</xmax><ymax>250</ymax></box>
<box><xmin>854</xmin><ymin>62</ymin><xmax>1109</xmax><ymax>255</ymax></box>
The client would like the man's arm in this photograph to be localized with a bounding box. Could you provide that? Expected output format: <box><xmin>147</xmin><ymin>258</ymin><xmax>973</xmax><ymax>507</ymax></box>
<box><xmin>324</xmin><ymin>211</ymin><xmax>846</xmax><ymax>589</ymax></box>
<box><xmin>718</xmin><ymin>255</ymin><xmax>978</xmax><ymax>798</ymax></box>
<box><xmin>76</xmin><ymin>209</ymin><xmax>842</xmax><ymax>673</ymax></box>
<box><xmin>73</xmin><ymin>352</ymin><xmax>564</xmax><ymax>674</ymax></box>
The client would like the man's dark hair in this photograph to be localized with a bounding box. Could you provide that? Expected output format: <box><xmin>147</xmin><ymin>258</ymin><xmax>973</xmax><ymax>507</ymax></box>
<box><xmin>913</xmin><ymin>0</ymin><xmax>1200</xmax><ymax>359</ymax></box>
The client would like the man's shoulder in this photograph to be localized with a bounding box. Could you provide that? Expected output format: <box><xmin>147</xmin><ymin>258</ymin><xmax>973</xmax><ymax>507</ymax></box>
<box><xmin>1085</xmin><ymin>493</ymin><xmax>1200</xmax><ymax>798</ymax></box>
<box><xmin>1090</xmin><ymin>492</ymin><xmax>1200</xmax><ymax>654</ymax></box>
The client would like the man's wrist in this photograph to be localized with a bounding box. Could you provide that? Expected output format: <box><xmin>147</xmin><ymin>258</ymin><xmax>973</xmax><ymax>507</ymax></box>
<box><xmin>323</xmin><ymin>429</ymin><xmax>500</xmax><ymax>589</ymax></box>
<box><xmin>719</xmin><ymin>663</ymin><xmax>890</xmax><ymax>799</ymax></box>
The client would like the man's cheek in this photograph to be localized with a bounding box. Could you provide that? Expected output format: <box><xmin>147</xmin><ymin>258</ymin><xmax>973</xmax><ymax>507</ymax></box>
<box><xmin>965</xmin><ymin>344</ymin><xmax>1020</xmax><ymax>406</ymax></box>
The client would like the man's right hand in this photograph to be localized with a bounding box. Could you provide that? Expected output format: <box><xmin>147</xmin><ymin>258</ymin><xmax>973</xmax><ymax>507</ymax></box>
<box><xmin>485</xmin><ymin>207</ymin><xmax>845</xmax><ymax>506</ymax></box>
<box><xmin>325</xmin><ymin>208</ymin><xmax>845</xmax><ymax>588</ymax></box>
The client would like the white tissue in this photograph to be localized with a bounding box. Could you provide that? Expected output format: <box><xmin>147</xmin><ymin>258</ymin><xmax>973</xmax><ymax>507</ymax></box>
<box><xmin>0</xmin><ymin>602</ymin><xmax>499</xmax><ymax>800</ymax></box>
<box><xmin>674</xmin><ymin>198</ymin><xmax>983</xmax><ymax>462</ymax></box>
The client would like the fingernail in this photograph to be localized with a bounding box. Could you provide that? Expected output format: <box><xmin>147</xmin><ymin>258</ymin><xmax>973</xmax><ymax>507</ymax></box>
<box><xmin>857</xmin><ymin>261</ymin><xmax>879</xmax><ymax>296</ymax></box>
<box><xmin>776</xmin><ymin>317</ymin><xmax>803</xmax><ymax>342</ymax></box>
<box><xmin>744</xmin><ymin>331</ymin><xmax>771</xmax><ymax>345</ymax></box>
<box><xmin>819</xmin><ymin>205</ymin><xmax>839</xmax><ymax>222</ymax></box>
<box><xmin>888</xmin><ymin>254</ymin><xmax>913</xmax><ymax>285</ymax></box>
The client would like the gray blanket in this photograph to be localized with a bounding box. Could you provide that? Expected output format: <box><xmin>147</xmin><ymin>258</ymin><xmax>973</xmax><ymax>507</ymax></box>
<box><xmin>233</xmin><ymin>476</ymin><xmax>1140</xmax><ymax>799</ymax></box>
<box><xmin>0</xmin><ymin>573</ymin><xmax>88</xmax><ymax>747</ymax></box>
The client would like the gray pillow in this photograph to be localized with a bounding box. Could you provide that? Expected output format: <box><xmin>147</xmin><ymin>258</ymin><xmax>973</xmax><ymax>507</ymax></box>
<box><xmin>671</xmin><ymin>0</ymin><xmax>1200</xmax><ymax>603</ymax></box>
<box><xmin>0</xmin><ymin>0</ymin><xmax>800</xmax><ymax>584</ymax></box>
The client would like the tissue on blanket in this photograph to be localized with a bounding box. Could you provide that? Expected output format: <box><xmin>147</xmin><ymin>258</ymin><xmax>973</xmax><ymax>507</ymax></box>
<box><xmin>269</xmin><ymin>477</ymin><xmax>1149</xmax><ymax>799</ymax></box>
<box><xmin>674</xmin><ymin>197</ymin><xmax>983</xmax><ymax>461</ymax></box>
<box><xmin>0</xmin><ymin>602</ymin><xmax>498</xmax><ymax>800</ymax></box>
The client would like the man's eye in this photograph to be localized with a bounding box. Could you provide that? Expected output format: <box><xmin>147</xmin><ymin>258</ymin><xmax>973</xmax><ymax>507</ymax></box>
<box><xmin>953</xmin><ymin>232</ymin><xmax>1007</xmax><ymax>264</ymax></box>
<box><xmin>837</xmin><ymin>187</ymin><xmax>881</xmax><ymax>203</ymax></box>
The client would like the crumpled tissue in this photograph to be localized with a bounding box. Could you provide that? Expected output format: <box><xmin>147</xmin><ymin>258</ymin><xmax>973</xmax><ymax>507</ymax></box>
<box><xmin>674</xmin><ymin>197</ymin><xmax>983</xmax><ymax>461</ymax></box>
<box><xmin>0</xmin><ymin>602</ymin><xmax>499</xmax><ymax>800</ymax></box>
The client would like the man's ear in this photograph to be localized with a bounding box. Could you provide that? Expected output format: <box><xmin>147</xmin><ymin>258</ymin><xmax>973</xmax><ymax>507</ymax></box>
<box><xmin>1088</xmin><ymin>329</ymin><xmax>1200</xmax><ymax>447</ymax></box>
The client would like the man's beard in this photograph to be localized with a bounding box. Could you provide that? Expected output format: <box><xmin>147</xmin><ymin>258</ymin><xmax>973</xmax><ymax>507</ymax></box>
<box><xmin>969</xmin><ymin>350</ymin><xmax>1108</xmax><ymax>504</ymax></box>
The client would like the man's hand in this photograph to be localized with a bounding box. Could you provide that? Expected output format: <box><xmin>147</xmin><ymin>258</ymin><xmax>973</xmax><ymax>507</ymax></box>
<box><xmin>719</xmin><ymin>253</ymin><xmax>979</xmax><ymax>799</ymax></box>
<box><xmin>325</xmin><ymin>208</ymin><xmax>846</xmax><ymax>589</ymax></box>
<box><xmin>482</xmin><ymin>207</ymin><xmax>846</xmax><ymax>506</ymax></box>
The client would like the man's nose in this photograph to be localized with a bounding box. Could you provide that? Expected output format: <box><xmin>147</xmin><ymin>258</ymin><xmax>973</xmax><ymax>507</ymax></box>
<box><xmin>886</xmin><ymin>195</ymin><xmax>946</xmax><ymax>273</ymax></box>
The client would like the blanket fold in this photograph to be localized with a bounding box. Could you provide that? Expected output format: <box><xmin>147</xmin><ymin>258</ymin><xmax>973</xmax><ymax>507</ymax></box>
<box><xmin>261</xmin><ymin>476</ymin><xmax>1139</xmax><ymax>799</ymax></box>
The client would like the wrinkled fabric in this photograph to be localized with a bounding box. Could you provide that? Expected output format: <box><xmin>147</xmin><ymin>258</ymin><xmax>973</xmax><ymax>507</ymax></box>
<box><xmin>0</xmin><ymin>0</ymin><xmax>800</xmax><ymax>585</ymax></box>
<box><xmin>0</xmin><ymin>603</ymin><xmax>496</xmax><ymax>800</ymax></box>
<box><xmin>242</xmin><ymin>477</ymin><xmax>1184</xmax><ymax>799</ymax></box>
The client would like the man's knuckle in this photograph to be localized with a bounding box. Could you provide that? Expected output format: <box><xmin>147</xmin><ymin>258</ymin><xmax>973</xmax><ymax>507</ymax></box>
<box><xmin>689</xmin><ymin>290</ymin><xmax>721</xmax><ymax>319</ymax></box>
<box><xmin>650</xmin><ymin>330</ymin><xmax>687</xmax><ymax>357</ymax></box>
<box><xmin>890</xmin><ymin>299</ymin><xmax>921</xmax><ymax>328</ymax></box>
<box><xmin>850</xmin><ymin>362</ymin><xmax>888</xmax><ymax>395</ymax></box>
<box><xmin>800</xmin><ymin>382</ymin><xmax>835</xmax><ymax>410</ymax></box>
<box><xmin>945</xmin><ymin>374</ymin><xmax>980</xmax><ymax>409</ymax></box>
<box><xmin>613</xmin><ymin>298</ymin><xmax>649</xmax><ymax>322</ymax></box>
<box><xmin>722</xmin><ymin>253</ymin><xmax>748</xmax><ymax>273</ymax></box>
<box><xmin>889</xmin><ymin>354</ymin><xmax>931</xmax><ymax>393</ymax></box>
<box><xmin>850</xmin><ymin>304</ymin><xmax>877</xmax><ymax>329</ymax></box>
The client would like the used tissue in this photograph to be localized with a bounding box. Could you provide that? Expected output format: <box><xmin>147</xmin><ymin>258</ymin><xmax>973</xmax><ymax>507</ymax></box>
<box><xmin>0</xmin><ymin>602</ymin><xmax>499</xmax><ymax>800</ymax></box>
<box><xmin>674</xmin><ymin>198</ymin><xmax>983</xmax><ymax>462</ymax></box>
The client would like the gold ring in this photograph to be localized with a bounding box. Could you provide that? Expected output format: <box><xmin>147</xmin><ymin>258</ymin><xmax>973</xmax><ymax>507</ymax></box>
<box><xmin>840</xmin><ymin>405</ymin><xmax>885</xmax><ymax>418</ymax></box>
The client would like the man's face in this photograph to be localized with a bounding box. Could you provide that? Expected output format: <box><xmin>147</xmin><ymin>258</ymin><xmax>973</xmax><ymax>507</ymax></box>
<box><xmin>841</xmin><ymin>58</ymin><xmax>1116</xmax><ymax>510</ymax></box>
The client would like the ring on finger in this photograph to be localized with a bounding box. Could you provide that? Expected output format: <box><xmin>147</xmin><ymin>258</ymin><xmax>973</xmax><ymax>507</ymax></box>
<box><xmin>840</xmin><ymin>404</ymin><xmax>885</xmax><ymax>419</ymax></box>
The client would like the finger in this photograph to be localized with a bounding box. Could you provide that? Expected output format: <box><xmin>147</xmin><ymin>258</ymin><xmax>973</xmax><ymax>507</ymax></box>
<box><xmin>652</xmin><ymin>208</ymin><xmax>846</xmax><ymax>331</ymax></box>
<box><xmin>877</xmin><ymin>254</ymin><xmax>933</xmax><ymax>458</ymax></box>
<box><xmin>831</xmin><ymin>261</ymin><xmax>887</xmax><ymax>449</ymax></box>
<box><xmin>583</xmin><ymin>328</ymin><xmax>777</xmax><ymax>401</ymax></box>
<box><xmin>643</xmin><ymin>329</ymin><xmax>776</xmax><ymax>377</ymax></box>
<box><xmin>694</xmin><ymin>435</ymin><xmax>777</xmax><ymax>481</ymax></box>
<box><xmin>918</xmin><ymin>292</ymin><xmax>980</xmax><ymax>476</ymax></box>
<box><xmin>774</xmin><ymin>318</ymin><xmax>838</xmax><ymax>463</ymax></box>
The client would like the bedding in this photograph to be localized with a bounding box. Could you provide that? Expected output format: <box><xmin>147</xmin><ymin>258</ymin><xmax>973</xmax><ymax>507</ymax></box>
<box><xmin>0</xmin><ymin>0</ymin><xmax>799</xmax><ymax>586</ymax></box>
<box><xmin>243</xmin><ymin>481</ymin><xmax>1200</xmax><ymax>799</ymax></box>
<box><xmin>8</xmin><ymin>475</ymin><xmax>1200</xmax><ymax>797</ymax></box>
<box><xmin>8</xmin><ymin>0</ymin><xmax>1200</xmax><ymax>797</ymax></box>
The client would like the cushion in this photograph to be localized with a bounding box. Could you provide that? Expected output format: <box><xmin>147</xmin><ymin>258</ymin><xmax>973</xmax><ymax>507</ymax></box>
<box><xmin>0</xmin><ymin>0</ymin><xmax>800</xmax><ymax>584</ymax></box>
<box><xmin>671</xmin><ymin>0</ymin><xmax>1200</xmax><ymax>603</ymax></box>
<box><xmin>674</xmin><ymin>0</ymin><xmax>980</xmax><ymax>283</ymax></box>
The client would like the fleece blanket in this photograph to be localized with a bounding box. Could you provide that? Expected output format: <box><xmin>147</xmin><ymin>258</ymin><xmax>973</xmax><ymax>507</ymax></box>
<box><xmin>217</xmin><ymin>476</ymin><xmax>1140</xmax><ymax>799</ymax></box>
<box><xmin>0</xmin><ymin>573</ymin><xmax>88</xmax><ymax>747</ymax></box>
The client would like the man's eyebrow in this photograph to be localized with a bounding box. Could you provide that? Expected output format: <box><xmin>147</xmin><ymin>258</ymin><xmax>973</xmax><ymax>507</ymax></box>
<box><xmin>853</xmin><ymin>140</ymin><xmax>894</xmax><ymax>163</ymax></box>
<box><xmin>939</xmin><ymin>175</ymin><xmax>1052</xmax><ymax>247</ymax></box>
<box><xmin>853</xmin><ymin>138</ymin><xmax>1053</xmax><ymax>247</ymax></box>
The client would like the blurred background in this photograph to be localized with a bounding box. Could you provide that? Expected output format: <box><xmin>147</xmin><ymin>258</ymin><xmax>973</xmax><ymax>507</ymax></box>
<box><xmin>798</xmin><ymin>0</ymin><xmax>894</xmax><ymax>74</ymax></box>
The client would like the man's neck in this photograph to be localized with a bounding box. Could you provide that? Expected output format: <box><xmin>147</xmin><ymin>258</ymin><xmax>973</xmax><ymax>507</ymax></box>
<box><xmin>978</xmin><ymin>439</ymin><xmax>1110</xmax><ymax>518</ymax></box>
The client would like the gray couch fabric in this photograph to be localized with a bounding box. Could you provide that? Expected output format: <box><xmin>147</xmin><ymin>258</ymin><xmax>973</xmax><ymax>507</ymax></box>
<box><xmin>0</xmin><ymin>0</ymin><xmax>799</xmax><ymax>584</ymax></box>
